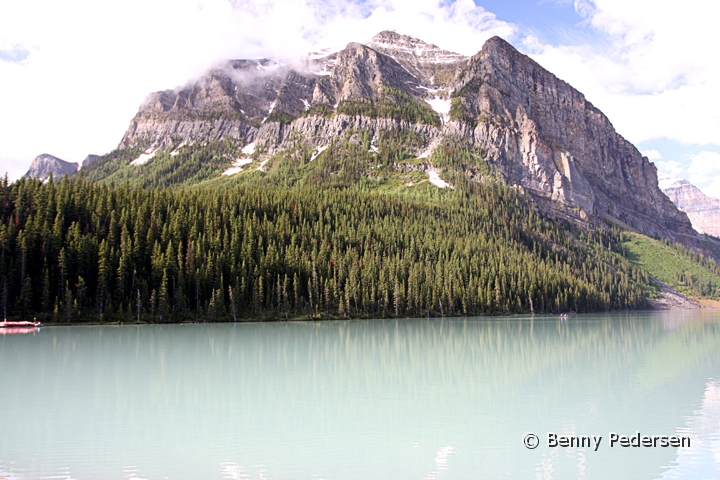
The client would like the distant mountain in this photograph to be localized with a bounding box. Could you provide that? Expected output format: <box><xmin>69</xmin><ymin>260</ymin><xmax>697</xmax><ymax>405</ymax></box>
<box><xmin>24</xmin><ymin>154</ymin><xmax>78</xmax><ymax>181</ymax></box>
<box><xmin>82</xmin><ymin>31</ymin><xmax>697</xmax><ymax>247</ymax></box>
<box><xmin>81</xmin><ymin>154</ymin><xmax>101</xmax><ymax>168</ymax></box>
<box><xmin>659</xmin><ymin>175</ymin><xmax>720</xmax><ymax>237</ymax></box>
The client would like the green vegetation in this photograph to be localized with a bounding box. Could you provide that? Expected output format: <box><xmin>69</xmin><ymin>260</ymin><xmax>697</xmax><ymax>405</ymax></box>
<box><xmin>0</xmin><ymin>139</ymin><xmax>653</xmax><ymax>323</ymax></box>
<box><xmin>82</xmin><ymin>139</ymin><xmax>243</xmax><ymax>189</ymax></box>
<box><xmin>337</xmin><ymin>87</ymin><xmax>441</xmax><ymax>126</ymax></box>
<box><xmin>24</xmin><ymin>115</ymin><xmax>720</xmax><ymax>323</ymax></box>
<box><xmin>266</xmin><ymin>110</ymin><xmax>296</xmax><ymax>125</ymax></box>
<box><xmin>620</xmin><ymin>231</ymin><xmax>720</xmax><ymax>298</ymax></box>
<box><xmin>449</xmin><ymin>97</ymin><xmax>476</xmax><ymax>127</ymax></box>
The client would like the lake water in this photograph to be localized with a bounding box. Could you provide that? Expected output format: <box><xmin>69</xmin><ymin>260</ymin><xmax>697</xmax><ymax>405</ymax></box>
<box><xmin>1</xmin><ymin>311</ymin><xmax>719</xmax><ymax>479</ymax></box>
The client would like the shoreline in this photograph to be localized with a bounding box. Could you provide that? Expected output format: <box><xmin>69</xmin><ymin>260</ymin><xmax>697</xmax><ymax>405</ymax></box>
<box><xmin>24</xmin><ymin>306</ymin><xmax>719</xmax><ymax>328</ymax></box>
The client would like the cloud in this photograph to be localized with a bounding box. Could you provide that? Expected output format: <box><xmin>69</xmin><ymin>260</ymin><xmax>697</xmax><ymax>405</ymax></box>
<box><xmin>2</xmin><ymin>0</ymin><xmax>719</xmax><ymax>186</ymax></box>
<box><xmin>700</xmin><ymin>177</ymin><xmax>720</xmax><ymax>201</ymax></box>
<box><xmin>640</xmin><ymin>149</ymin><xmax>662</xmax><ymax>160</ymax></box>
<box><xmin>655</xmin><ymin>160</ymin><xmax>684</xmax><ymax>178</ymax></box>
<box><xmin>688</xmin><ymin>151</ymin><xmax>720</xmax><ymax>186</ymax></box>
<box><xmin>529</xmin><ymin>1</ymin><xmax>720</xmax><ymax>146</ymax></box>
<box><xmin>0</xmin><ymin>0</ymin><xmax>515</xmax><ymax>179</ymax></box>
<box><xmin>641</xmin><ymin>149</ymin><xmax>686</xmax><ymax>178</ymax></box>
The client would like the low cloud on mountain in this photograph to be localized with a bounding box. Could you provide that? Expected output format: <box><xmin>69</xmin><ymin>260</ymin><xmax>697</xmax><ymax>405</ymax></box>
<box><xmin>1</xmin><ymin>0</ymin><xmax>719</xmax><ymax>186</ymax></box>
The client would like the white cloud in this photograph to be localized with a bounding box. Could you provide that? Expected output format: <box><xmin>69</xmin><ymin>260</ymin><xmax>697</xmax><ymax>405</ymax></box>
<box><xmin>0</xmin><ymin>0</ymin><xmax>515</xmax><ymax>179</ymax></box>
<box><xmin>700</xmin><ymin>177</ymin><xmax>720</xmax><ymax>201</ymax></box>
<box><xmin>688</xmin><ymin>151</ymin><xmax>720</xmax><ymax>186</ymax></box>
<box><xmin>642</xmin><ymin>149</ymin><xmax>686</xmax><ymax>179</ymax></box>
<box><xmin>641</xmin><ymin>149</ymin><xmax>662</xmax><ymax>160</ymax></box>
<box><xmin>655</xmin><ymin>160</ymin><xmax>684</xmax><ymax>178</ymax></box>
<box><xmin>2</xmin><ymin>0</ymin><xmax>720</xmax><ymax>185</ymax></box>
<box><xmin>529</xmin><ymin>1</ymin><xmax>720</xmax><ymax>146</ymax></box>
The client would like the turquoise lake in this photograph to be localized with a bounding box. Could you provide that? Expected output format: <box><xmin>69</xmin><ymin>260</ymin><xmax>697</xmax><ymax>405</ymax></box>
<box><xmin>1</xmin><ymin>311</ymin><xmax>719</xmax><ymax>479</ymax></box>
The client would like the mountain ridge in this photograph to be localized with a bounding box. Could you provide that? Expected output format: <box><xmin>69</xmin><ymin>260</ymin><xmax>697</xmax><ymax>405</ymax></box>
<box><xmin>50</xmin><ymin>31</ymin><xmax>700</xmax><ymax>250</ymax></box>
<box><xmin>24</xmin><ymin>154</ymin><xmax>79</xmax><ymax>181</ymax></box>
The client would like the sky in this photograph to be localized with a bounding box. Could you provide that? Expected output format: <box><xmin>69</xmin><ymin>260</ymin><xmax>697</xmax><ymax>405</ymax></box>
<box><xmin>1</xmin><ymin>0</ymin><xmax>720</xmax><ymax>197</ymax></box>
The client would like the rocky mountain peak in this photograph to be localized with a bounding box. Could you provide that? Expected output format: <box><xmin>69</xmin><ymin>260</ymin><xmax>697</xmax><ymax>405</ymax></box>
<box><xmin>447</xmin><ymin>36</ymin><xmax>696</xmax><ymax>242</ymax></box>
<box><xmin>369</xmin><ymin>30</ymin><xmax>442</xmax><ymax>52</ymax></box>
<box><xmin>659</xmin><ymin>174</ymin><xmax>720</xmax><ymax>237</ymax></box>
<box><xmin>368</xmin><ymin>31</ymin><xmax>467</xmax><ymax>86</ymax></box>
<box><xmin>24</xmin><ymin>154</ymin><xmax>79</xmax><ymax>181</ymax></box>
<box><xmin>106</xmin><ymin>31</ymin><xmax>699</xmax><ymax>249</ymax></box>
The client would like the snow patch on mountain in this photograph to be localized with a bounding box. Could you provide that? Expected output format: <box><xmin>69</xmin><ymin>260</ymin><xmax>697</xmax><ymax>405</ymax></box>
<box><xmin>257</xmin><ymin>158</ymin><xmax>270</xmax><ymax>171</ymax></box>
<box><xmin>427</xmin><ymin>97</ymin><xmax>451</xmax><ymax>124</ymax></box>
<box><xmin>428</xmin><ymin>168</ymin><xmax>452</xmax><ymax>189</ymax></box>
<box><xmin>242</xmin><ymin>143</ymin><xmax>256</xmax><ymax>155</ymax></box>
<box><xmin>222</xmin><ymin>158</ymin><xmax>253</xmax><ymax>176</ymax></box>
<box><xmin>657</xmin><ymin>173</ymin><xmax>687</xmax><ymax>190</ymax></box>
<box><xmin>130</xmin><ymin>150</ymin><xmax>158</xmax><ymax>166</ymax></box>
<box><xmin>311</xmin><ymin>145</ymin><xmax>329</xmax><ymax>161</ymax></box>
<box><xmin>418</xmin><ymin>146</ymin><xmax>434</xmax><ymax>159</ymax></box>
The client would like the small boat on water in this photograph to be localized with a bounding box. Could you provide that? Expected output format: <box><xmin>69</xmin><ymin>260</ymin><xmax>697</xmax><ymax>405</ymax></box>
<box><xmin>0</xmin><ymin>320</ymin><xmax>43</xmax><ymax>328</ymax></box>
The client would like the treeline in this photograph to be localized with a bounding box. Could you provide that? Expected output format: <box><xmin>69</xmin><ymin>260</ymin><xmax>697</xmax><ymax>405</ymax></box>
<box><xmin>337</xmin><ymin>87</ymin><xmax>441</xmax><ymax>126</ymax></box>
<box><xmin>0</xmin><ymin>171</ymin><xmax>649</xmax><ymax>323</ymax></box>
<box><xmin>82</xmin><ymin>139</ymin><xmax>240</xmax><ymax>189</ymax></box>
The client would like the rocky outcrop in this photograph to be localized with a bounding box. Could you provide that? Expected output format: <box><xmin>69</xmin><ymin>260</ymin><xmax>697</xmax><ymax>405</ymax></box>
<box><xmin>24</xmin><ymin>154</ymin><xmax>78</xmax><ymax>181</ymax></box>
<box><xmin>81</xmin><ymin>154</ymin><xmax>101</xmax><ymax>168</ymax></box>
<box><xmin>118</xmin><ymin>32</ymin><xmax>460</xmax><ymax>152</ymax></box>
<box><xmin>451</xmin><ymin>37</ymin><xmax>696</xmax><ymax>241</ymax></box>
<box><xmin>660</xmin><ymin>175</ymin><xmax>720</xmax><ymax>237</ymax></box>
<box><xmin>367</xmin><ymin>31</ymin><xmax>467</xmax><ymax>87</ymax></box>
<box><xmin>114</xmin><ymin>31</ymin><xmax>698</xmax><ymax>245</ymax></box>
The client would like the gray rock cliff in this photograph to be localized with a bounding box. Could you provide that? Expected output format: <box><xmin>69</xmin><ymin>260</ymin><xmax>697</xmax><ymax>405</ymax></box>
<box><xmin>114</xmin><ymin>31</ymin><xmax>697</xmax><ymax>245</ymax></box>
<box><xmin>81</xmin><ymin>154</ymin><xmax>101</xmax><ymax>168</ymax></box>
<box><xmin>24</xmin><ymin>154</ymin><xmax>79</xmax><ymax>181</ymax></box>
<box><xmin>453</xmin><ymin>37</ymin><xmax>695</xmax><ymax>241</ymax></box>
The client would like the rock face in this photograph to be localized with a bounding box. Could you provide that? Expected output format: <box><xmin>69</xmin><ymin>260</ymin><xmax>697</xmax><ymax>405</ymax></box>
<box><xmin>24</xmin><ymin>154</ymin><xmax>78</xmax><ymax>181</ymax></box>
<box><xmin>119</xmin><ymin>32</ymin><xmax>465</xmax><ymax>152</ymax></box>
<box><xmin>660</xmin><ymin>175</ymin><xmax>720</xmax><ymax>237</ymax></box>
<box><xmin>81</xmin><ymin>154</ymin><xmax>101</xmax><ymax>168</ymax></box>
<box><xmin>453</xmin><ymin>37</ymin><xmax>695</xmax><ymax>241</ymax></box>
<box><xmin>116</xmin><ymin>31</ymin><xmax>697</xmax><ymax>244</ymax></box>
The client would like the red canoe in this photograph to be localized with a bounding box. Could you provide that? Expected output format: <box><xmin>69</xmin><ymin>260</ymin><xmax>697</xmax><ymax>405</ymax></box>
<box><xmin>0</xmin><ymin>320</ymin><xmax>43</xmax><ymax>328</ymax></box>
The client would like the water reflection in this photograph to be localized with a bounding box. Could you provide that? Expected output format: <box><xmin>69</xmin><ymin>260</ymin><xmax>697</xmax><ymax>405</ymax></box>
<box><xmin>660</xmin><ymin>379</ymin><xmax>720</xmax><ymax>479</ymax></box>
<box><xmin>0</xmin><ymin>312</ymin><xmax>719</xmax><ymax>479</ymax></box>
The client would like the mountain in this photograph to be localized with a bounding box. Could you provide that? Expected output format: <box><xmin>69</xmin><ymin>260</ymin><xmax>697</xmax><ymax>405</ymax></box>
<box><xmin>81</xmin><ymin>154</ymin><xmax>101</xmax><ymax>168</ymax></box>
<box><xmin>89</xmin><ymin>31</ymin><xmax>696</xmax><ymax>245</ymax></box>
<box><xmin>659</xmin><ymin>175</ymin><xmax>720</xmax><ymax>237</ymax></box>
<box><xmin>12</xmin><ymin>32</ymin><xmax>720</xmax><ymax>321</ymax></box>
<box><xmin>24</xmin><ymin>154</ymin><xmax>79</xmax><ymax>181</ymax></box>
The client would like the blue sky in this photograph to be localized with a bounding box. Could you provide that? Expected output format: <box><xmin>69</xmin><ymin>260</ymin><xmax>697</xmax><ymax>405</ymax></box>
<box><xmin>1</xmin><ymin>0</ymin><xmax>719</xmax><ymax>197</ymax></box>
<box><xmin>475</xmin><ymin>0</ymin><xmax>587</xmax><ymax>45</ymax></box>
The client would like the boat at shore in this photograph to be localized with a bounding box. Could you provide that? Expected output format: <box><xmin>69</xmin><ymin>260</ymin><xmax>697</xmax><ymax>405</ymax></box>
<box><xmin>0</xmin><ymin>320</ymin><xmax>43</xmax><ymax>328</ymax></box>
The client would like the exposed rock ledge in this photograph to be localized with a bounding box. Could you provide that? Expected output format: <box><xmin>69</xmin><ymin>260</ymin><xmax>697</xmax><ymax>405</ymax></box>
<box><xmin>647</xmin><ymin>278</ymin><xmax>702</xmax><ymax>310</ymax></box>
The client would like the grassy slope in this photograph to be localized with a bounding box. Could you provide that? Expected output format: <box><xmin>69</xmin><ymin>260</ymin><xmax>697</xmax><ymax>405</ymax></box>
<box><xmin>621</xmin><ymin>231</ymin><xmax>720</xmax><ymax>298</ymax></box>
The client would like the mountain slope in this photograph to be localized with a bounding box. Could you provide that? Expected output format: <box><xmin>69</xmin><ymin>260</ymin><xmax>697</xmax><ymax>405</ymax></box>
<box><xmin>450</xmin><ymin>37</ymin><xmax>694</xmax><ymax>241</ymax></box>
<box><xmin>82</xmin><ymin>31</ymin><xmax>698</xmax><ymax>249</ymax></box>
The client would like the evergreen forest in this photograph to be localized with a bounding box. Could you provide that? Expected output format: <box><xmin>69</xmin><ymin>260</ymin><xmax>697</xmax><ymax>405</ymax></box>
<box><xmin>5</xmin><ymin>136</ymin><xmax>717</xmax><ymax>323</ymax></box>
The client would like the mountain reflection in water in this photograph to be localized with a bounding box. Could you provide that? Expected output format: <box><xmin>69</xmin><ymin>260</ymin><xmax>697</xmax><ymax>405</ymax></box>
<box><xmin>0</xmin><ymin>311</ymin><xmax>719</xmax><ymax>479</ymax></box>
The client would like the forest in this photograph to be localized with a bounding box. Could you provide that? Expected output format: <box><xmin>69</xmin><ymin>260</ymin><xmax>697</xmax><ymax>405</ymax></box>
<box><xmin>0</xmin><ymin>156</ymin><xmax>653</xmax><ymax>323</ymax></box>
